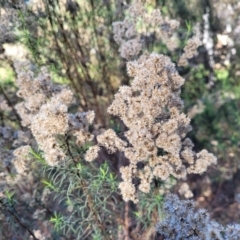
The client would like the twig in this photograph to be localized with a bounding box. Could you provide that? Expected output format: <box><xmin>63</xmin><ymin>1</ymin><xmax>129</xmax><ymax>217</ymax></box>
<box><xmin>123</xmin><ymin>202</ymin><xmax>131</xmax><ymax>240</ymax></box>
<box><xmin>0</xmin><ymin>199</ymin><xmax>39</xmax><ymax>240</ymax></box>
<box><xmin>64</xmin><ymin>135</ymin><xmax>110</xmax><ymax>239</ymax></box>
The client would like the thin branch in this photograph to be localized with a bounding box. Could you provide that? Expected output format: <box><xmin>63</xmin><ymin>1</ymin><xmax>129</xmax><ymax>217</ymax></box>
<box><xmin>0</xmin><ymin>199</ymin><xmax>39</xmax><ymax>240</ymax></box>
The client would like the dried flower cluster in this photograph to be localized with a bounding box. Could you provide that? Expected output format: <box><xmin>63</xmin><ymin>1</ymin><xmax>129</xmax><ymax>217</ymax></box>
<box><xmin>0</xmin><ymin>125</ymin><xmax>34</xmax><ymax>199</ymax></box>
<box><xmin>31</xmin><ymin>94</ymin><xmax>95</xmax><ymax>167</ymax></box>
<box><xmin>12</xmin><ymin>145</ymin><xmax>32</xmax><ymax>175</ymax></box>
<box><xmin>0</xmin><ymin>7</ymin><xmax>18</xmax><ymax>47</ymax></box>
<box><xmin>187</xmin><ymin>99</ymin><xmax>205</xmax><ymax>119</ymax></box>
<box><xmin>113</xmin><ymin>0</ymin><xmax>202</xmax><ymax>70</ymax></box>
<box><xmin>0</xmin><ymin>124</ymin><xmax>30</xmax><ymax>168</ymax></box>
<box><xmin>14</xmin><ymin>61</ymin><xmax>95</xmax><ymax>166</ymax></box>
<box><xmin>112</xmin><ymin>0</ymin><xmax>180</xmax><ymax>60</ymax></box>
<box><xmin>157</xmin><ymin>194</ymin><xmax>240</xmax><ymax>240</ymax></box>
<box><xmin>178</xmin><ymin>182</ymin><xmax>193</xmax><ymax>199</ymax></box>
<box><xmin>178</xmin><ymin>36</ymin><xmax>202</xmax><ymax>67</ymax></box>
<box><xmin>91</xmin><ymin>53</ymin><xmax>217</xmax><ymax>203</ymax></box>
<box><xmin>14</xmin><ymin>61</ymin><xmax>55</xmax><ymax>127</ymax></box>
